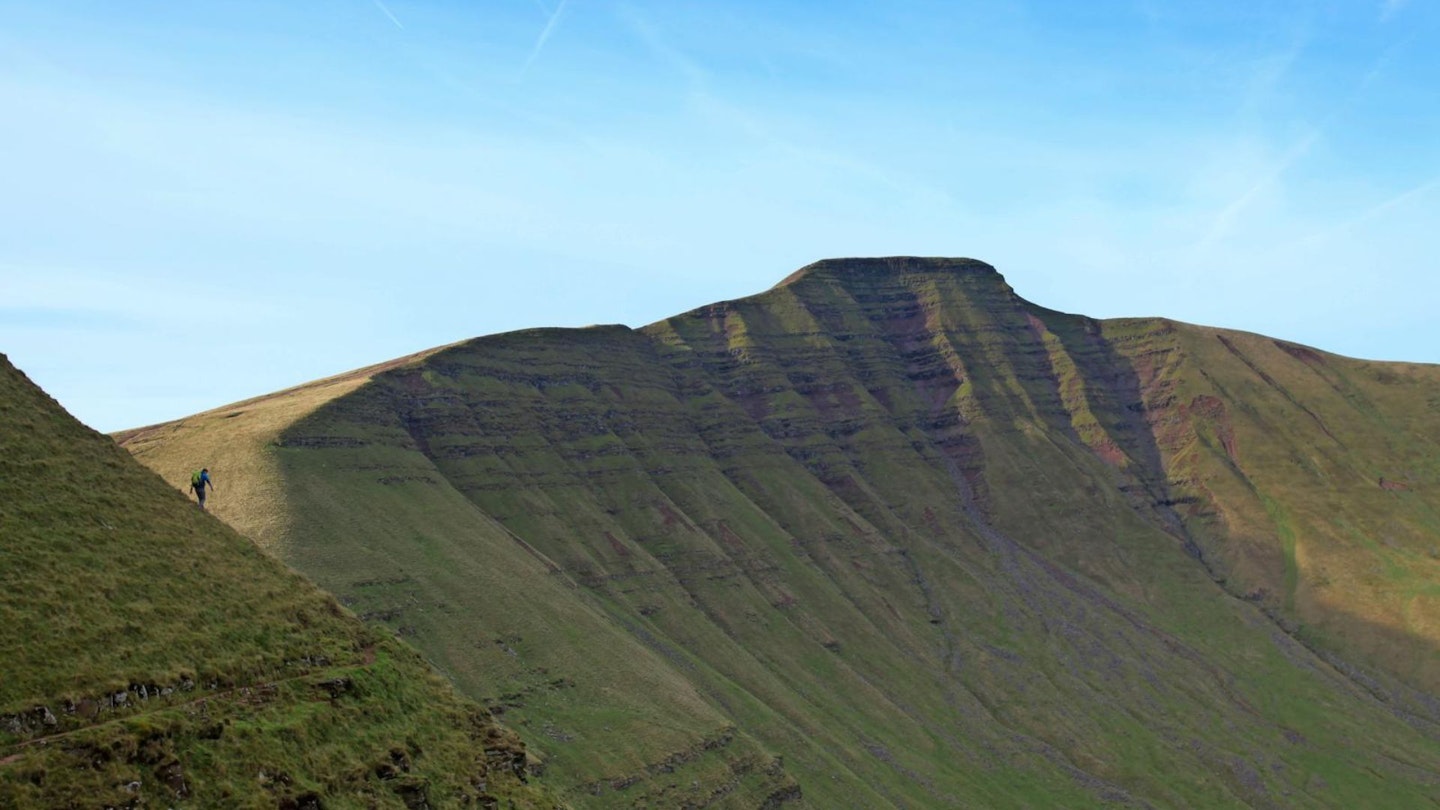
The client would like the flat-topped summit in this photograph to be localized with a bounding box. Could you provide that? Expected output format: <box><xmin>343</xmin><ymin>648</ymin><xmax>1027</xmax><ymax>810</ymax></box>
<box><xmin>775</xmin><ymin>256</ymin><xmax>1001</xmax><ymax>288</ymax></box>
<box><xmin>113</xmin><ymin>257</ymin><xmax>1440</xmax><ymax>807</ymax></box>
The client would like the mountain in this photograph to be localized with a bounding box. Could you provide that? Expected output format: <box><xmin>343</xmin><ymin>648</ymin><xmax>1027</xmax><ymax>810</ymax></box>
<box><xmin>0</xmin><ymin>354</ymin><xmax>564</xmax><ymax>808</ymax></box>
<box><xmin>118</xmin><ymin>257</ymin><xmax>1440</xmax><ymax>807</ymax></box>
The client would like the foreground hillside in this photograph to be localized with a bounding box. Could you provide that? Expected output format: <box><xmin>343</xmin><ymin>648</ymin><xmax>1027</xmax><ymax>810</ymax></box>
<box><xmin>0</xmin><ymin>354</ymin><xmax>563</xmax><ymax>808</ymax></box>
<box><xmin>122</xmin><ymin>258</ymin><xmax>1440</xmax><ymax>807</ymax></box>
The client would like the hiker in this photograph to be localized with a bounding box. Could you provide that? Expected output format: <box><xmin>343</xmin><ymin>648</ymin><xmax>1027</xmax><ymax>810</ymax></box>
<box><xmin>190</xmin><ymin>468</ymin><xmax>215</xmax><ymax>510</ymax></box>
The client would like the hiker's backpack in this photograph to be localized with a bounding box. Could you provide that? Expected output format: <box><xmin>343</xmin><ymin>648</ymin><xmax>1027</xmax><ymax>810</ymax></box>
<box><xmin>191</xmin><ymin>470</ymin><xmax>203</xmax><ymax>489</ymax></box>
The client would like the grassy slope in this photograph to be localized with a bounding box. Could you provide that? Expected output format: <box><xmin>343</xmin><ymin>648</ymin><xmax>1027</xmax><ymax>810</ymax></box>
<box><xmin>1164</xmin><ymin>326</ymin><xmax>1440</xmax><ymax>687</ymax></box>
<box><xmin>120</xmin><ymin>258</ymin><xmax>1440</xmax><ymax>807</ymax></box>
<box><xmin>121</xmin><ymin>332</ymin><xmax>800</xmax><ymax>807</ymax></box>
<box><xmin>0</xmin><ymin>354</ymin><xmax>563</xmax><ymax>809</ymax></box>
<box><xmin>112</xmin><ymin>344</ymin><xmax>456</xmax><ymax>556</ymax></box>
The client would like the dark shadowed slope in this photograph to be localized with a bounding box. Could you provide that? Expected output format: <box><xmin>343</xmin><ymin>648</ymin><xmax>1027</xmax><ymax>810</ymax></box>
<box><xmin>0</xmin><ymin>354</ymin><xmax>564</xmax><ymax>808</ymax></box>
<box><xmin>122</xmin><ymin>258</ymin><xmax>1440</xmax><ymax>807</ymax></box>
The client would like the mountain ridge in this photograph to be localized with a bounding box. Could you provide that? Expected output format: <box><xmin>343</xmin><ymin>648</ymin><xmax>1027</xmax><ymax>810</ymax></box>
<box><xmin>119</xmin><ymin>257</ymin><xmax>1440</xmax><ymax>807</ymax></box>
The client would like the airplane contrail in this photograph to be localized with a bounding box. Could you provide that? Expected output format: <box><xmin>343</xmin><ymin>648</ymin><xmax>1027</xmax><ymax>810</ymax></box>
<box><xmin>372</xmin><ymin>0</ymin><xmax>404</xmax><ymax>30</ymax></box>
<box><xmin>1196</xmin><ymin>129</ymin><xmax>1321</xmax><ymax>253</ymax></box>
<box><xmin>1347</xmin><ymin>176</ymin><xmax>1440</xmax><ymax>230</ymax></box>
<box><xmin>522</xmin><ymin>0</ymin><xmax>568</xmax><ymax>75</ymax></box>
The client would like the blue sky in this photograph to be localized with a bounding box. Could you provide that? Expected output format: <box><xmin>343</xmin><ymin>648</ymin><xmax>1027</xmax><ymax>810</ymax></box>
<box><xmin>2</xmin><ymin>0</ymin><xmax>1437</xmax><ymax>431</ymax></box>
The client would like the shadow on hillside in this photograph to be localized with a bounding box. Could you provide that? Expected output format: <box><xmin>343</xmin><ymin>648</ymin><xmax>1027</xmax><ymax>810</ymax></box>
<box><xmin>1028</xmin><ymin>309</ymin><xmax>1195</xmax><ymax>540</ymax></box>
<box><xmin>1029</xmin><ymin>306</ymin><xmax>1440</xmax><ymax>729</ymax></box>
<box><xmin>1301</xmin><ymin>607</ymin><xmax>1440</xmax><ymax>737</ymax></box>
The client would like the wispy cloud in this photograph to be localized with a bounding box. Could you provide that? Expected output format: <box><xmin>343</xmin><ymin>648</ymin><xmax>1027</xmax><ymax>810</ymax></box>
<box><xmin>1238</xmin><ymin>32</ymin><xmax>1310</xmax><ymax>118</ymax></box>
<box><xmin>1359</xmin><ymin>175</ymin><xmax>1440</xmax><ymax>222</ymax></box>
<box><xmin>1333</xmin><ymin>175</ymin><xmax>1440</xmax><ymax>238</ymax></box>
<box><xmin>615</xmin><ymin>5</ymin><xmax>951</xmax><ymax>211</ymax></box>
<box><xmin>1278</xmin><ymin>173</ymin><xmax>1440</xmax><ymax>257</ymax></box>
<box><xmin>522</xmin><ymin>0</ymin><xmax>569</xmax><ymax>76</ymax></box>
<box><xmin>370</xmin><ymin>0</ymin><xmax>404</xmax><ymax>30</ymax></box>
<box><xmin>1133</xmin><ymin>0</ymin><xmax>1164</xmax><ymax>28</ymax></box>
<box><xmin>1195</xmin><ymin>29</ymin><xmax>1413</xmax><ymax>254</ymax></box>
<box><xmin>1381</xmin><ymin>0</ymin><xmax>1410</xmax><ymax>22</ymax></box>
<box><xmin>1193</xmin><ymin>128</ymin><xmax>1322</xmax><ymax>255</ymax></box>
<box><xmin>618</xmin><ymin>4</ymin><xmax>707</xmax><ymax>85</ymax></box>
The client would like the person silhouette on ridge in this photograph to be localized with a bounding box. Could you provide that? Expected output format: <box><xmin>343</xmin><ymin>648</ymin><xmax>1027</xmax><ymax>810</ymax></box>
<box><xmin>190</xmin><ymin>468</ymin><xmax>215</xmax><ymax>510</ymax></box>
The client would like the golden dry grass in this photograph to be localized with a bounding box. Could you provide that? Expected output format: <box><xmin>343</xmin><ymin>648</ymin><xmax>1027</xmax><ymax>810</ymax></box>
<box><xmin>116</xmin><ymin>345</ymin><xmax>453</xmax><ymax>554</ymax></box>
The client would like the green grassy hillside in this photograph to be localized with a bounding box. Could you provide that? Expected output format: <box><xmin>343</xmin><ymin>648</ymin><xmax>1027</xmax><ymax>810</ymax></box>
<box><xmin>121</xmin><ymin>258</ymin><xmax>1440</xmax><ymax>807</ymax></box>
<box><xmin>0</xmin><ymin>354</ymin><xmax>564</xmax><ymax>808</ymax></box>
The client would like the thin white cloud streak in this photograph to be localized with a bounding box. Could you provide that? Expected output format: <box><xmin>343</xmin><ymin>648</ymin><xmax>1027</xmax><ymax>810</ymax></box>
<box><xmin>371</xmin><ymin>0</ymin><xmax>404</xmax><ymax>30</ymax></box>
<box><xmin>1354</xmin><ymin>176</ymin><xmax>1440</xmax><ymax>225</ymax></box>
<box><xmin>618</xmin><ymin>4</ymin><xmax>707</xmax><ymax>85</ymax></box>
<box><xmin>1195</xmin><ymin>31</ymin><xmax>1412</xmax><ymax>256</ymax></box>
<box><xmin>616</xmin><ymin>5</ymin><xmax>953</xmax><ymax>210</ymax></box>
<box><xmin>1354</xmin><ymin>34</ymin><xmax>1415</xmax><ymax>95</ymax></box>
<box><xmin>1238</xmin><ymin>32</ymin><xmax>1309</xmax><ymax>118</ymax></box>
<box><xmin>1284</xmin><ymin>174</ymin><xmax>1440</xmax><ymax>253</ymax></box>
<box><xmin>1183</xmin><ymin>29</ymin><xmax>1314</xmax><ymax>255</ymax></box>
<box><xmin>522</xmin><ymin>0</ymin><xmax>568</xmax><ymax>76</ymax></box>
<box><xmin>1193</xmin><ymin>129</ymin><xmax>1321</xmax><ymax>253</ymax></box>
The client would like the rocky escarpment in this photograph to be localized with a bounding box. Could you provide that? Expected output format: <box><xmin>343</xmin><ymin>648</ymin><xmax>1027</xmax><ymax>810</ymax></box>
<box><xmin>123</xmin><ymin>258</ymin><xmax>1440</xmax><ymax>808</ymax></box>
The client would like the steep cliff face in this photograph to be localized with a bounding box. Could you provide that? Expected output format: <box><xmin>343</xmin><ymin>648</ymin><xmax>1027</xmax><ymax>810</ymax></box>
<box><xmin>0</xmin><ymin>354</ymin><xmax>564</xmax><ymax>809</ymax></box>
<box><xmin>121</xmin><ymin>258</ymin><xmax>1440</xmax><ymax>807</ymax></box>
